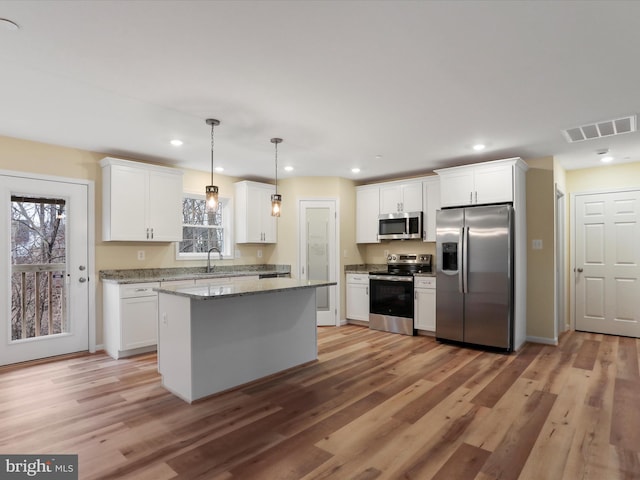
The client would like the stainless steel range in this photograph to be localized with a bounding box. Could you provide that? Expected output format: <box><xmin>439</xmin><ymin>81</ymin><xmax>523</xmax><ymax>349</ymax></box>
<box><xmin>369</xmin><ymin>253</ymin><xmax>432</xmax><ymax>335</ymax></box>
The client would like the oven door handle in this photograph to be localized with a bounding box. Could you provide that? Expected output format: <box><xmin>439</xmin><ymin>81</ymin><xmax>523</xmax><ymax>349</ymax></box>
<box><xmin>369</xmin><ymin>275</ymin><xmax>414</xmax><ymax>282</ymax></box>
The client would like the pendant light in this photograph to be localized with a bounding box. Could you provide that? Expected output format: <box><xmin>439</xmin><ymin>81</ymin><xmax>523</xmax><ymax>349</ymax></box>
<box><xmin>205</xmin><ymin>118</ymin><xmax>220</xmax><ymax>212</ymax></box>
<box><xmin>270</xmin><ymin>137</ymin><xmax>283</xmax><ymax>217</ymax></box>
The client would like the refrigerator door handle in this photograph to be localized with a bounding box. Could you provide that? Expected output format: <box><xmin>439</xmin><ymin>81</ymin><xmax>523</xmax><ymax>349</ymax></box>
<box><xmin>462</xmin><ymin>226</ymin><xmax>470</xmax><ymax>294</ymax></box>
<box><xmin>458</xmin><ymin>227</ymin><xmax>464</xmax><ymax>293</ymax></box>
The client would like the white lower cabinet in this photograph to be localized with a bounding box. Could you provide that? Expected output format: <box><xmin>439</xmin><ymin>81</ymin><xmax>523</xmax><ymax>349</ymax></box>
<box><xmin>346</xmin><ymin>273</ymin><xmax>369</xmax><ymax>322</ymax></box>
<box><xmin>104</xmin><ymin>275</ymin><xmax>265</xmax><ymax>360</ymax></box>
<box><xmin>414</xmin><ymin>276</ymin><xmax>436</xmax><ymax>332</ymax></box>
<box><xmin>103</xmin><ymin>282</ymin><xmax>160</xmax><ymax>359</ymax></box>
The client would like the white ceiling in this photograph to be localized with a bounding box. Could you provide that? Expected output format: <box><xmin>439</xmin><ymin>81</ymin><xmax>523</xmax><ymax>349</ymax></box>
<box><xmin>1</xmin><ymin>1</ymin><xmax>640</xmax><ymax>182</ymax></box>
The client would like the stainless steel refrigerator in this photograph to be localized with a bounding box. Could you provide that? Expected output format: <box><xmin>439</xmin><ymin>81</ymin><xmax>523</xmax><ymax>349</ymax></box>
<box><xmin>436</xmin><ymin>204</ymin><xmax>514</xmax><ymax>351</ymax></box>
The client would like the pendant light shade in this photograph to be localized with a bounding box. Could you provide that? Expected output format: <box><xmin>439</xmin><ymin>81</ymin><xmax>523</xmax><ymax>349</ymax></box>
<box><xmin>270</xmin><ymin>137</ymin><xmax>283</xmax><ymax>217</ymax></box>
<box><xmin>205</xmin><ymin>118</ymin><xmax>220</xmax><ymax>212</ymax></box>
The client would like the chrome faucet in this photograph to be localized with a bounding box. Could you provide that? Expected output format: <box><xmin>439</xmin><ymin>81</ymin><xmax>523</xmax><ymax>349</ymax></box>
<box><xmin>207</xmin><ymin>247</ymin><xmax>223</xmax><ymax>273</ymax></box>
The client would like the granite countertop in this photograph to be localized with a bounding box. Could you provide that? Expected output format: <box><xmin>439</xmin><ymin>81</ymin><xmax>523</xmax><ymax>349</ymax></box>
<box><xmin>155</xmin><ymin>278</ymin><xmax>336</xmax><ymax>300</ymax></box>
<box><xmin>100</xmin><ymin>265</ymin><xmax>291</xmax><ymax>284</ymax></box>
<box><xmin>344</xmin><ymin>264</ymin><xmax>386</xmax><ymax>274</ymax></box>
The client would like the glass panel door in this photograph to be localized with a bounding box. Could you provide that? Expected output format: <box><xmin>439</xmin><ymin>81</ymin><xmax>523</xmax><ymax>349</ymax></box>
<box><xmin>299</xmin><ymin>200</ymin><xmax>336</xmax><ymax>326</ymax></box>
<box><xmin>11</xmin><ymin>196</ymin><xmax>68</xmax><ymax>340</ymax></box>
<box><xmin>1</xmin><ymin>175</ymin><xmax>89</xmax><ymax>365</ymax></box>
<box><xmin>306</xmin><ymin>207</ymin><xmax>330</xmax><ymax>312</ymax></box>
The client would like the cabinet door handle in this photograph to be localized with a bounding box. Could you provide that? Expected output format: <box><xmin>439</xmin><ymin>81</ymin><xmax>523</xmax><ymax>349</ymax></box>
<box><xmin>151</xmin><ymin>228</ymin><xmax>154</xmax><ymax>239</ymax></box>
<box><xmin>146</xmin><ymin>228</ymin><xmax>149</xmax><ymax>239</ymax></box>
<box><xmin>474</xmin><ymin>191</ymin><xmax>478</xmax><ymax>203</ymax></box>
<box><xmin>366</xmin><ymin>286</ymin><xmax>368</xmax><ymax>295</ymax></box>
<box><xmin>469</xmin><ymin>192</ymin><xmax>473</xmax><ymax>204</ymax></box>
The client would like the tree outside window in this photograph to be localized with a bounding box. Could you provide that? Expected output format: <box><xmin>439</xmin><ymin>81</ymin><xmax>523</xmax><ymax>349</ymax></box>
<box><xmin>177</xmin><ymin>194</ymin><xmax>231</xmax><ymax>258</ymax></box>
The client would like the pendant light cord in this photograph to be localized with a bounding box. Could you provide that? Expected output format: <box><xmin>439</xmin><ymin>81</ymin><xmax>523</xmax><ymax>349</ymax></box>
<box><xmin>210</xmin><ymin>122</ymin><xmax>215</xmax><ymax>185</ymax></box>
<box><xmin>274</xmin><ymin>141</ymin><xmax>278</xmax><ymax>195</ymax></box>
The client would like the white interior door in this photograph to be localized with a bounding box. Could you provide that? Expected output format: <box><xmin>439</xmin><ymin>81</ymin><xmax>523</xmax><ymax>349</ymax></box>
<box><xmin>0</xmin><ymin>174</ymin><xmax>90</xmax><ymax>365</ymax></box>
<box><xmin>299</xmin><ymin>200</ymin><xmax>337</xmax><ymax>326</ymax></box>
<box><xmin>574</xmin><ymin>190</ymin><xmax>640</xmax><ymax>337</ymax></box>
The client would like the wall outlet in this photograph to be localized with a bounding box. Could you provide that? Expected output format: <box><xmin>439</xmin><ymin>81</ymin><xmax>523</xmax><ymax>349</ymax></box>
<box><xmin>532</xmin><ymin>239</ymin><xmax>543</xmax><ymax>250</ymax></box>
<box><xmin>234</xmin><ymin>249</ymin><xmax>241</xmax><ymax>259</ymax></box>
<box><xmin>137</xmin><ymin>250</ymin><xmax>145</xmax><ymax>261</ymax></box>
<box><xmin>257</xmin><ymin>249</ymin><xmax>263</xmax><ymax>259</ymax></box>
<box><xmin>384</xmin><ymin>249</ymin><xmax>389</xmax><ymax>259</ymax></box>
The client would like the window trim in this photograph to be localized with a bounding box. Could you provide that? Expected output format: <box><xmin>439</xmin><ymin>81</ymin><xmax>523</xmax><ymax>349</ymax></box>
<box><xmin>175</xmin><ymin>192</ymin><xmax>234</xmax><ymax>261</ymax></box>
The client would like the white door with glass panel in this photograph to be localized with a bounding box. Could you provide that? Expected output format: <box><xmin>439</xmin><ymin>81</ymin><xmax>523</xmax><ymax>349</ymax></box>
<box><xmin>575</xmin><ymin>190</ymin><xmax>640</xmax><ymax>337</ymax></box>
<box><xmin>299</xmin><ymin>200</ymin><xmax>337</xmax><ymax>326</ymax></box>
<box><xmin>0</xmin><ymin>174</ymin><xmax>89</xmax><ymax>365</ymax></box>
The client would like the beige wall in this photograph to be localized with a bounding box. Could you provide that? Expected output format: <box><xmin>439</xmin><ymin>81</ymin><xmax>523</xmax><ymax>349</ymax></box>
<box><xmin>566</xmin><ymin>162</ymin><xmax>640</xmax><ymax>192</ymax></box>
<box><xmin>525</xmin><ymin>159</ymin><xmax>555</xmax><ymax>340</ymax></box>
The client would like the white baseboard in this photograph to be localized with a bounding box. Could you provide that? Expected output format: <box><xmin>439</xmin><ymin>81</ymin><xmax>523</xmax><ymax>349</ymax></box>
<box><xmin>526</xmin><ymin>335</ymin><xmax>558</xmax><ymax>346</ymax></box>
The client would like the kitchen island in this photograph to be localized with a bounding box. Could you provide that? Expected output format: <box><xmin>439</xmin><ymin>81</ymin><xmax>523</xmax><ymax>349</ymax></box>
<box><xmin>155</xmin><ymin>278</ymin><xmax>335</xmax><ymax>403</ymax></box>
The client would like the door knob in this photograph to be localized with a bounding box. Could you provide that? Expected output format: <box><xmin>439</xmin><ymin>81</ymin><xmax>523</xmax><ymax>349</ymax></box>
<box><xmin>576</xmin><ymin>268</ymin><xmax>583</xmax><ymax>273</ymax></box>
<box><xmin>79</xmin><ymin>277</ymin><xmax>87</xmax><ymax>283</ymax></box>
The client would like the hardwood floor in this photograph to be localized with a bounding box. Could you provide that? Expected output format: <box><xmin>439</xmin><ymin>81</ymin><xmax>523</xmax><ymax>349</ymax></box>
<box><xmin>1</xmin><ymin>326</ymin><xmax>639</xmax><ymax>479</ymax></box>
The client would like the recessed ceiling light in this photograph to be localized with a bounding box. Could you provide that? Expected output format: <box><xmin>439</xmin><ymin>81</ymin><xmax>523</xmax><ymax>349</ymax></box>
<box><xmin>375</xmin><ymin>155</ymin><xmax>382</xmax><ymax>159</ymax></box>
<box><xmin>472</xmin><ymin>144</ymin><xmax>486</xmax><ymax>151</ymax></box>
<box><xmin>170</xmin><ymin>139</ymin><xmax>183</xmax><ymax>146</ymax></box>
<box><xmin>600</xmin><ymin>156</ymin><xmax>614</xmax><ymax>163</ymax></box>
<box><xmin>351</xmin><ymin>168</ymin><xmax>361</xmax><ymax>174</ymax></box>
<box><xmin>214</xmin><ymin>166</ymin><xmax>224</xmax><ymax>172</ymax></box>
<box><xmin>0</xmin><ymin>18</ymin><xmax>20</xmax><ymax>31</ymax></box>
<box><xmin>284</xmin><ymin>166</ymin><xmax>293</xmax><ymax>172</ymax></box>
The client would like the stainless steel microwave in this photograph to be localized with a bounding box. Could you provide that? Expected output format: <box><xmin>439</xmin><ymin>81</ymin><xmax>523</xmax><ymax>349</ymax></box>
<box><xmin>378</xmin><ymin>212</ymin><xmax>422</xmax><ymax>240</ymax></box>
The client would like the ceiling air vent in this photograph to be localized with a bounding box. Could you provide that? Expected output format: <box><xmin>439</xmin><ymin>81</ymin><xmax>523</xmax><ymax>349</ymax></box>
<box><xmin>562</xmin><ymin>115</ymin><xmax>637</xmax><ymax>143</ymax></box>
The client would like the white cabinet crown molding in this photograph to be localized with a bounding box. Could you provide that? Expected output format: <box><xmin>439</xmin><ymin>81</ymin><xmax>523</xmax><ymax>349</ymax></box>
<box><xmin>99</xmin><ymin>157</ymin><xmax>184</xmax><ymax>176</ymax></box>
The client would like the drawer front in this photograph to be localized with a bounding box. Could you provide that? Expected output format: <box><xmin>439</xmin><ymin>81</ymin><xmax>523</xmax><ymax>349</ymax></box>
<box><xmin>347</xmin><ymin>274</ymin><xmax>369</xmax><ymax>285</ymax></box>
<box><xmin>415</xmin><ymin>277</ymin><xmax>436</xmax><ymax>289</ymax></box>
<box><xmin>120</xmin><ymin>282</ymin><xmax>160</xmax><ymax>298</ymax></box>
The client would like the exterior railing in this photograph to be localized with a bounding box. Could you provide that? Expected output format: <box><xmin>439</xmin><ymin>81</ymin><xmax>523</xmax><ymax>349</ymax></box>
<box><xmin>11</xmin><ymin>263</ymin><xmax>66</xmax><ymax>340</ymax></box>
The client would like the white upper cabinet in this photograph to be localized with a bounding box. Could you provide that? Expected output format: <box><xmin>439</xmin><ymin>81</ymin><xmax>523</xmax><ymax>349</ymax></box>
<box><xmin>356</xmin><ymin>185</ymin><xmax>380</xmax><ymax>244</ymax></box>
<box><xmin>435</xmin><ymin>158</ymin><xmax>525</xmax><ymax>208</ymax></box>
<box><xmin>100</xmin><ymin>157</ymin><xmax>183</xmax><ymax>242</ymax></box>
<box><xmin>235</xmin><ymin>181</ymin><xmax>277</xmax><ymax>243</ymax></box>
<box><xmin>379</xmin><ymin>181</ymin><xmax>423</xmax><ymax>214</ymax></box>
<box><xmin>422</xmin><ymin>176</ymin><xmax>440</xmax><ymax>242</ymax></box>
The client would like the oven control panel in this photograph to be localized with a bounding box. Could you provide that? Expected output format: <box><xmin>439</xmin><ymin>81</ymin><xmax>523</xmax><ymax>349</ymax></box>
<box><xmin>387</xmin><ymin>253</ymin><xmax>432</xmax><ymax>265</ymax></box>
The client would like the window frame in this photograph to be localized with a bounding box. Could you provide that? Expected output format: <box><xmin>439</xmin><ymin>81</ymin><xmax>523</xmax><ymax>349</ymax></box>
<box><xmin>175</xmin><ymin>192</ymin><xmax>234</xmax><ymax>261</ymax></box>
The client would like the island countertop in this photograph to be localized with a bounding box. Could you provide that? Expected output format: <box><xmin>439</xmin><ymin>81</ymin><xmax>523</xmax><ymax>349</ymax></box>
<box><xmin>155</xmin><ymin>277</ymin><xmax>336</xmax><ymax>300</ymax></box>
<box><xmin>100</xmin><ymin>265</ymin><xmax>291</xmax><ymax>284</ymax></box>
